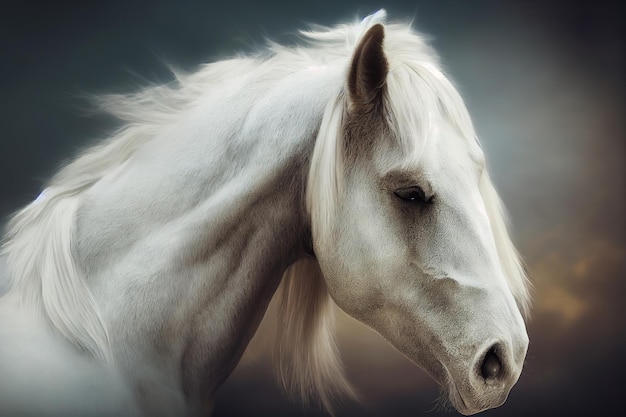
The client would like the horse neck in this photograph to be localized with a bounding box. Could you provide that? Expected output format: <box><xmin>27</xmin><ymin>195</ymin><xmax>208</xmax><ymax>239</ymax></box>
<box><xmin>73</xmin><ymin>65</ymin><xmax>341</xmax><ymax>407</ymax></box>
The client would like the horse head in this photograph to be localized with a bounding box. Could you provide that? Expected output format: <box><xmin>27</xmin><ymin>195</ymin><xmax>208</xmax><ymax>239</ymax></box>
<box><xmin>307</xmin><ymin>21</ymin><xmax>530</xmax><ymax>415</ymax></box>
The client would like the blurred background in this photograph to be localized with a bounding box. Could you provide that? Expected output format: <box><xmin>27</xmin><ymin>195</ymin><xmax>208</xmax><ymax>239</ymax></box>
<box><xmin>1</xmin><ymin>1</ymin><xmax>623</xmax><ymax>416</ymax></box>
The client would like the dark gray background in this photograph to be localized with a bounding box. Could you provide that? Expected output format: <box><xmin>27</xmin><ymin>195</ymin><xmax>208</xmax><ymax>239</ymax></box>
<box><xmin>1</xmin><ymin>1</ymin><xmax>624</xmax><ymax>416</ymax></box>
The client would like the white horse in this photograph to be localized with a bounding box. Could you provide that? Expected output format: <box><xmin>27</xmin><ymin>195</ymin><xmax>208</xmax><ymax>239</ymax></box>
<box><xmin>0</xmin><ymin>11</ymin><xmax>530</xmax><ymax>417</ymax></box>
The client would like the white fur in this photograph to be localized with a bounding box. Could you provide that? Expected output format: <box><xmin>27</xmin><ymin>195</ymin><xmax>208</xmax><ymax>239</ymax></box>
<box><xmin>0</xmin><ymin>10</ymin><xmax>530</xmax><ymax>417</ymax></box>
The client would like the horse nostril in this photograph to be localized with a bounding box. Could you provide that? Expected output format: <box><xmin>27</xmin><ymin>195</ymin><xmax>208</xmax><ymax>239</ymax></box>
<box><xmin>480</xmin><ymin>347</ymin><xmax>502</xmax><ymax>380</ymax></box>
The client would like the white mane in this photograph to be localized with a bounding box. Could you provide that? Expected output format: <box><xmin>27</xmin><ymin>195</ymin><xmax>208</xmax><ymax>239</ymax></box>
<box><xmin>1</xmin><ymin>9</ymin><xmax>530</xmax><ymax>414</ymax></box>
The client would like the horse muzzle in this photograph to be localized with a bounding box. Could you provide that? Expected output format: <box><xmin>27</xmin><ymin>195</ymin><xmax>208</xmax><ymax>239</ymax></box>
<box><xmin>444</xmin><ymin>336</ymin><xmax>528</xmax><ymax>415</ymax></box>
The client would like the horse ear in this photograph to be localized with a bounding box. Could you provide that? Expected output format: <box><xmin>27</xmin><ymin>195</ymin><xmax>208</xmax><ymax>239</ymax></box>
<box><xmin>348</xmin><ymin>24</ymin><xmax>388</xmax><ymax>111</ymax></box>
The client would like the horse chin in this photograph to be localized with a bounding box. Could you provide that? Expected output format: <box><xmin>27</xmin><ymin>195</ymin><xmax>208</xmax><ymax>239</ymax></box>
<box><xmin>432</xmin><ymin>365</ymin><xmax>492</xmax><ymax>416</ymax></box>
<box><xmin>414</xmin><ymin>358</ymin><xmax>480</xmax><ymax>415</ymax></box>
<box><xmin>446</xmin><ymin>384</ymin><xmax>478</xmax><ymax>416</ymax></box>
<box><xmin>443</xmin><ymin>378</ymin><xmax>504</xmax><ymax>416</ymax></box>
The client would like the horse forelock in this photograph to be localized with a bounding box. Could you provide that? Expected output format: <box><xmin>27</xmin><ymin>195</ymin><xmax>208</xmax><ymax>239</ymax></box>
<box><xmin>385</xmin><ymin>54</ymin><xmax>531</xmax><ymax>317</ymax></box>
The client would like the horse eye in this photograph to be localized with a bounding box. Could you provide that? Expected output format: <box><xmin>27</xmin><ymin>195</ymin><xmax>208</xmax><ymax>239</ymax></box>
<box><xmin>394</xmin><ymin>186</ymin><xmax>432</xmax><ymax>204</ymax></box>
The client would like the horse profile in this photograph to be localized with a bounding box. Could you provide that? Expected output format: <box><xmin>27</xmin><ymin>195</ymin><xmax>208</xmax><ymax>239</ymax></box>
<box><xmin>0</xmin><ymin>10</ymin><xmax>530</xmax><ymax>417</ymax></box>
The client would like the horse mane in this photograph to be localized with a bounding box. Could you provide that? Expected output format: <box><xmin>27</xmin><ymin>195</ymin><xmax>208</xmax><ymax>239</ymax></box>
<box><xmin>479</xmin><ymin>175</ymin><xmax>532</xmax><ymax>317</ymax></box>
<box><xmin>0</xmin><ymin>37</ymin><xmax>258</xmax><ymax>366</ymax></box>
<box><xmin>0</xmin><ymin>122</ymin><xmax>164</xmax><ymax>361</ymax></box>
<box><xmin>0</xmin><ymin>14</ymin><xmax>350</xmax><ymax>365</ymax></box>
